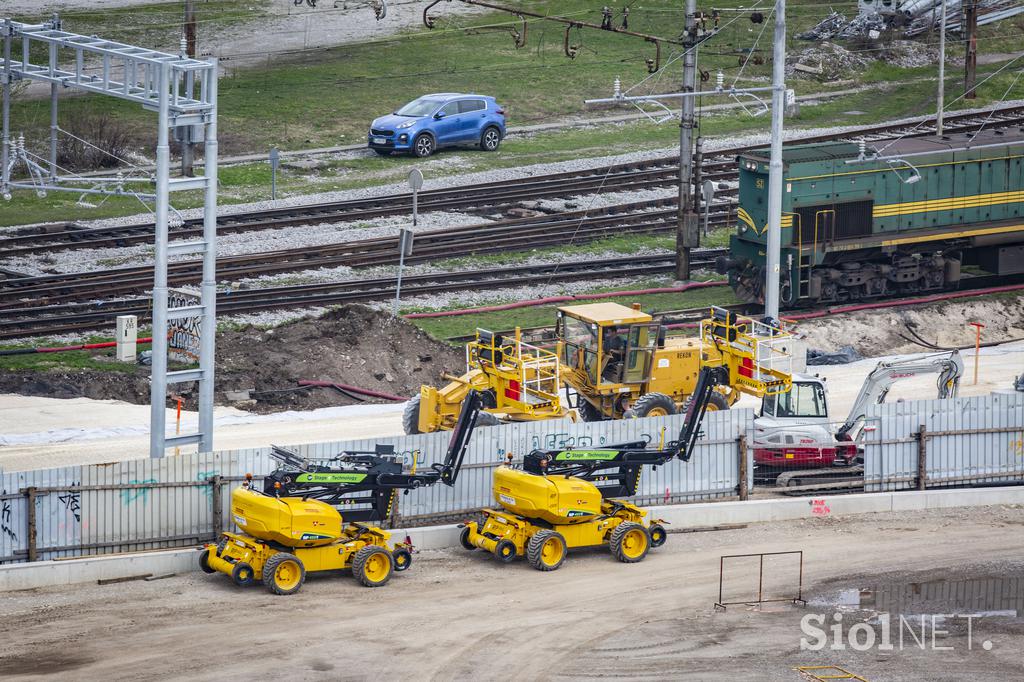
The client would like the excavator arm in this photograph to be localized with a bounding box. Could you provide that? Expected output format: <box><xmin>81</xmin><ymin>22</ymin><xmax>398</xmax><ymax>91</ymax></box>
<box><xmin>837</xmin><ymin>350</ymin><xmax>963</xmax><ymax>438</ymax></box>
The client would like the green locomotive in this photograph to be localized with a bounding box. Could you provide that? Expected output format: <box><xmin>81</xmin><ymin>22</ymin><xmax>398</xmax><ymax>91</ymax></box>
<box><xmin>718</xmin><ymin>130</ymin><xmax>1024</xmax><ymax>306</ymax></box>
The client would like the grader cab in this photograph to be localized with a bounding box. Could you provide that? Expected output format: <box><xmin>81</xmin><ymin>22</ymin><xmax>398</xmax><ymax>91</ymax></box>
<box><xmin>558</xmin><ymin>302</ymin><xmax>795</xmax><ymax>421</ymax></box>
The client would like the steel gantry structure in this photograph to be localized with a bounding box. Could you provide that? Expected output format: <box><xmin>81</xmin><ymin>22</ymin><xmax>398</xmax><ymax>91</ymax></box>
<box><xmin>1</xmin><ymin>16</ymin><xmax>219</xmax><ymax>458</ymax></box>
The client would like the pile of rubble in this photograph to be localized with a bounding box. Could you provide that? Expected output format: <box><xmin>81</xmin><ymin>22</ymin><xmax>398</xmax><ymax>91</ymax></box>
<box><xmin>883</xmin><ymin>40</ymin><xmax>941</xmax><ymax>67</ymax></box>
<box><xmin>798</xmin><ymin>0</ymin><xmax>1024</xmax><ymax>40</ymax></box>
<box><xmin>786</xmin><ymin>42</ymin><xmax>869</xmax><ymax>82</ymax></box>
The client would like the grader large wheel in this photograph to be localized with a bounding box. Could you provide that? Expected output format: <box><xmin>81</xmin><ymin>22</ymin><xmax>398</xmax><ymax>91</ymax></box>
<box><xmin>624</xmin><ymin>392</ymin><xmax>676</xmax><ymax>419</ymax></box>
<box><xmin>577</xmin><ymin>399</ymin><xmax>605</xmax><ymax>422</ymax></box>
<box><xmin>526</xmin><ymin>530</ymin><xmax>567</xmax><ymax>571</ymax></box>
<box><xmin>402</xmin><ymin>394</ymin><xmax>422</xmax><ymax>435</ymax></box>
<box><xmin>263</xmin><ymin>552</ymin><xmax>306</xmax><ymax>595</ymax></box>
<box><xmin>610</xmin><ymin>522</ymin><xmax>651</xmax><ymax>563</ymax></box>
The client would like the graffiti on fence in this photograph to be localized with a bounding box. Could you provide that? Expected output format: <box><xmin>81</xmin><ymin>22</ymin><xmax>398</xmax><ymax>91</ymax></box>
<box><xmin>197</xmin><ymin>471</ymin><xmax>218</xmax><ymax>499</ymax></box>
<box><xmin>1</xmin><ymin>498</ymin><xmax>16</xmax><ymax>542</ymax></box>
<box><xmin>120</xmin><ymin>479</ymin><xmax>158</xmax><ymax>505</ymax></box>
<box><xmin>57</xmin><ymin>484</ymin><xmax>82</xmax><ymax>522</ymax></box>
<box><xmin>531</xmin><ymin>432</ymin><xmax>611</xmax><ymax>451</ymax></box>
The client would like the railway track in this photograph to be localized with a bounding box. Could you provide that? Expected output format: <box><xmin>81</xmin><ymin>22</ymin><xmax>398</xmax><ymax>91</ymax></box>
<box><xmin>4</xmin><ymin>104</ymin><xmax>1024</xmax><ymax>257</ymax></box>
<box><xmin>0</xmin><ymin>251</ymin><xmax>725</xmax><ymax>339</ymax></box>
<box><xmin>0</xmin><ymin>200</ymin><xmax>703</xmax><ymax>307</ymax></box>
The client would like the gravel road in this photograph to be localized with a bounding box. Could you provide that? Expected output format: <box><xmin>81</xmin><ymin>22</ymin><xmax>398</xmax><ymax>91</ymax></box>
<box><xmin>0</xmin><ymin>505</ymin><xmax>1021</xmax><ymax>680</ymax></box>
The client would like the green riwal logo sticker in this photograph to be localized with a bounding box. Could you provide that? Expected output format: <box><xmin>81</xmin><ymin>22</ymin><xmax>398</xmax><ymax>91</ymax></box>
<box><xmin>296</xmin><ymin>472</ymin><xmax>367</xmax><ymax>483</ymax></box>
<box><xmin>566</xmin><ymin>510</ymin><xmax>593</xmax><ymax>517</ymax></box>
<box><xmin>554</xmin><ymin>450</ymin><xmax>619</xmax><ymax>461</ymax></box>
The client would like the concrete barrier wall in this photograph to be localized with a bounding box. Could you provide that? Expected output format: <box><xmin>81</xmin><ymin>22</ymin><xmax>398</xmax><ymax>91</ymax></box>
<box><xmin>4</xmin><ymin>485</ymin><xmax>1022</xmax><ymax>592</ymax></box>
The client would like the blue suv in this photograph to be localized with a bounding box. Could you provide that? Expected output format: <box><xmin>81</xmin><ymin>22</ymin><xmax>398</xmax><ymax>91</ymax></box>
<box><xmin>368</xmin><ymin>93</ymin><xmax>506</xmax><ymax>158</ymax></box>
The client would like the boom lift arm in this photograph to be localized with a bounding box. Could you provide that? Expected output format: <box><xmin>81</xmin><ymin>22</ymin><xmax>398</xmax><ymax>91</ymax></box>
<box><xmin>838</xmin><ymin>350</ymin><xmax>963</xmax><ymax>438</ymax></box>
<box><xmin>263</xmin><ymin>391</ymin><xmax>483</xmax><ymax>519</ymax></box>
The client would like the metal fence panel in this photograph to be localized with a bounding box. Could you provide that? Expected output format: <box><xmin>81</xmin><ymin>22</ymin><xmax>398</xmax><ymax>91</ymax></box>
<box><xmin>864</xmin><ymin>392</ymin><xmax>1024</xmax><ymax>492</ymax></box>
<box><xmin>0</xmin><ymin>409</ymin><xmax>753</xmax><ymax>563</ymax></box>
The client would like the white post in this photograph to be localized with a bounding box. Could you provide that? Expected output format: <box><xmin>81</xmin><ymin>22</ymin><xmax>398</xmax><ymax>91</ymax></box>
<box><xmin>197</xmin><ymin>58</ymin><xmax>218</xmax><ymax>454</ymax></box>
<box><xmin>116</xmin><ymin>315</ymin><xmax>138</xmax><ymax>362</ymax></box>
<box><xmin>150</xmin><ymin>62</ymin><xmax>171</xmax><ymax>459</ymax></box>
<box><xmin>764</xmin><ymin>0</ymin><xmax>787</xmax><ymax>321</ymax></box>
<box><xmin>937</xmin><ymin>0</ymin><xmax>947</xmax><ymax>135</ymax></box>
<box><xmin>1</xmin><ymin>20</ymin><xmax>10</xmax><ymax>196</ymax></box>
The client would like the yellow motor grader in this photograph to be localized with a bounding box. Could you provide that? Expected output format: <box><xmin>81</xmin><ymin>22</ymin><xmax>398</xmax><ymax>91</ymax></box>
<box><xmin>459</xmin><ymin>307</ymin><xmax>793</xmax><ymax>570</ymax></box>
<box><xmin>406</xmin><ymin>303</ymin><xmax>795</xmax><ymax>434</ymax></box>
<box><xmin>200</xmin><ymin>392</ymin><xmax>482</xmax><ymax>595</ymax></box>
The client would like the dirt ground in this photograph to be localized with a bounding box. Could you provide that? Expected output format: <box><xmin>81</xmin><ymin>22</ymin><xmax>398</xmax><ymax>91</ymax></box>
<box><xmin>0</xmin><ymin>506</ymin><xmax>1021</xmax><ymax>680</ymax></box>
<box><xmin>796</xmin><ymin>294</ymin><xmax>1024</xmax><ymax>356</ymax></box>
<box><xmin>0</xmin><ymin>305</ymin><xmax>463</xmax><ymax>414</ymax></box>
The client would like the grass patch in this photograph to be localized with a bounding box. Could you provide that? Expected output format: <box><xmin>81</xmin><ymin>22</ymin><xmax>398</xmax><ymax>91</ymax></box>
<box><xmin>5</xmin><ymin>1</ymin><xmax>1024</xmax><ymax>231</ymax></box>
<box><xmin>407</xmin><ymin>283</ymin><xmax>738</xmax><ymax>341</ymax></box>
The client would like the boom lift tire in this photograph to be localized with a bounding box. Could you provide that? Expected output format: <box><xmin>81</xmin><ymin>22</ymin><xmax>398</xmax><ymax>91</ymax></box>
<box><xmin>199</xmin><ymin>549</ymin><xmax>216</xmax><ymax>574</ymax></box>
<box><xmin>392</xmin><ymin>547</ymin><xmax>412</xmax><ymax>572</ymax></box>
<box><xmin>648</xmin><ymin>524</ymin><xmax>667</xmax><ymax>548</ymax></box>
<box><xmin>624</xmin><ymin>392</ymin><xmax>676</xmax><ymax>419</ymax></box>
<box><xmin>526</xmin><ymin>530</ymin><xmax>567</xmax><ymax>571</ymax></box>
<box><xmin>353</xmin><ymin>545</ymin><xmax>394</xmax><ymax>587</ymax></box>
<box><xmin>231</xmin><ymin>561</ymin><xmax>255</xmax><ymax>587</ymax></box>
<box><xmin>577</xmin><ymin>399</ymin><xmax>605</xmax><ymax>422</ymax></box>
<box><xmin>494</xmin><ymin>539</ymin><xmax>518</xmax><ymax>563</ymax></box>
<box><xmin>402</xmin><ymin>395</ymin><xmax>422</xmax><ymax>435</ymax></box>
<box><xmin>610</xmin><ymin>522</ymin><xmax>650</xmax><ymax>563</ymax></box>
<box><xmin>263</xmin><ymin>552</ymin><xmax>306</xmax><ymax>595</ymax></box>
<box><xmin>459</xmin><ymin>526</ymin><xmax>477</xmax><ymax>550</ymax></box>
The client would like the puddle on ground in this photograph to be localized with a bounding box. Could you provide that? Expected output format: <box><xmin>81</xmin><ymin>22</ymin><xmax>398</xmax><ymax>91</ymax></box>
<box><xmin>809</xmin><ymin>575</ymin><xmax>1024</xmax><ymax>621</ymax></box>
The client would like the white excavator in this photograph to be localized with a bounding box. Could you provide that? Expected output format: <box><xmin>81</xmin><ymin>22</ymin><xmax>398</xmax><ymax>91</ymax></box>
<box><xmin>753</xmin><ymin>350</ymin><xmax>964</xmax><ymax>489</ymax></box>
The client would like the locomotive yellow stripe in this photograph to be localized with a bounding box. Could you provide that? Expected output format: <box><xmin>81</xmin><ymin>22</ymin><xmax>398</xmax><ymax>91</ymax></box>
<box><xmin>739</xmin><ymin>208</ymin><xmax>792</xmax><ymax>235</ymax></box>
<box><xmin>828</xmin><ymin>223</ymin><xmax>1024</xmax><ymax>251</ymax></box>
<box><xmin>879</xmin><ymin>223</ymin><xmax>1024</xmax><ymax>246</ymax></box>
<box><xmin>873</xmin><ymin>190</ymin><xmax>1024</xmax><ymax>217</ymax></box>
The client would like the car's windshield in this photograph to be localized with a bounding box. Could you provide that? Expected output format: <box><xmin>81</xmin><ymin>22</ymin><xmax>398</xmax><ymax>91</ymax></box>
<box><xmin>395</xmin><ymin>97</ymin><xmax>443</xmax><ymax>117</ymax></box>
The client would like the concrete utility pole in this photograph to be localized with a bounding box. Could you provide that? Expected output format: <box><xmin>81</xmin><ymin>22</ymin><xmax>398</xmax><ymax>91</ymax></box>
<box><xmin>937</xmin><ymin>0</ymin><xmax>947</xmax><ymax>134</ymax></box>
<box><xmin>763</xmin><ymin>0</ymin><xmax>787</xmax><ymax>321</ymax></box>
<box><xmin>964</xmin><ymin>0</ymin><xmax>977</xmax><ymax>99</ymax></box>
<box><xmin>181</xmin><ymin>0</ymin><xmax>197</xmax><ymax>176</ymax></box>
<box><xmin>675</xmin><ymin>0</ymin><xmax>699</xmax><ymax>282</ymax></box>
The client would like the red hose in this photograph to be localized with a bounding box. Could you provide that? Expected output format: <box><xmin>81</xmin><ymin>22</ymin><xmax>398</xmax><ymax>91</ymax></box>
<box><xmin>403</xmin><ymin>281</ymin><xmax>729</xmax><ymax>319</ymax></box>
<box><xmin>297</xmin><ymin>379</ymin><xmax>407</xmax><ymax>402</ymax></box>
<box><xmin>783</xmin><ymin>283</ymin><xmax>1024</xmax><ymax>321</ymax></box>
<box><xmin>0</xmin><ymin>337</ymin><xmax>154</xmax><ymax>356</ymax></box>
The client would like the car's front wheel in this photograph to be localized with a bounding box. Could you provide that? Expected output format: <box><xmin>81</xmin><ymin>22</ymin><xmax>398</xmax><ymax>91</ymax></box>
<box><xmin>480</xmin><ymin>126</ymin><xmax>501</xmax><ymax>152</ymax></box>
<box><xmin>413</xmin><ymin>133</ymin><xmax>434</xmax><ymax>158</ymax></box>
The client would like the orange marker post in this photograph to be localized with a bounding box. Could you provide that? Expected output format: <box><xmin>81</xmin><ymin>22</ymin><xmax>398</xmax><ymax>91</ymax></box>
<box><xmin>174</xmin><ymin>396</ymin><xmax>184</xmax><ymax>457</ymax></box>
<box><xmin>969</xmin><ymin>322</ymin><xmax>985</xmax><ymax>385</ymax></box>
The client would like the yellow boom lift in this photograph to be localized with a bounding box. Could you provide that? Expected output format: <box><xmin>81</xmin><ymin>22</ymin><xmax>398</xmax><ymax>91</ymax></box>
<box><xmin>459</xmin><ymin>307</ymin><xmax>793</xmax><ymax>570</ymax></box>
<box><xmin>200</xmin><ymin>392</ymin><xmax>482</xmax><ymax>595</ymax></box>
<box><xmin>406</xmin><ymin>303</ymin><xmax>795</xmax><ymax>434</ymax></box>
